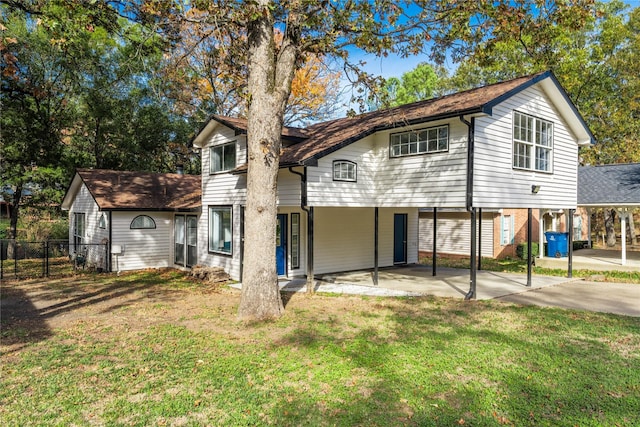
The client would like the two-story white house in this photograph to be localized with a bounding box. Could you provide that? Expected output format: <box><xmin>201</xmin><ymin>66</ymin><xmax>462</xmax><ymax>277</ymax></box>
<box><xmin>192</xmin><ymin>71</ymin><xmax>594</xmax><ymax>289</ymax></box>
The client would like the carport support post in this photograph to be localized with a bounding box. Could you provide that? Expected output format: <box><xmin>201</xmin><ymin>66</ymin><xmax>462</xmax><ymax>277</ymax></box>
<box><xmin>465</xmin><ymin>207</ymin><xmax>477</xmax><ymax>300</ymax></box>
<box><xmin>374</xmin><ymin>207</ymin><xmax>379</xmax><ymax>286</ymax></box>
<box><xmin>306</xmin><ymin>206</ymin><xmax>315</xmax><ymax>293</ymax></box>
<box><xmin>568</xmin><ymin>209</ymin><xmax>574</xmax><ymax>278</ymax></box>
<box><xmin>477</xmin><ymin>208</ymin><xmax>482</xmax><ymax>271</ymax></box>
<box><xmin>432</xmin><ymin>207</ymin><xmax>437</xmax><ymax>276</ymax></box>
<box><xmin>527</xmin><ymin>208</ymin><xmax>532</xmax><ymax>287</ymax></box>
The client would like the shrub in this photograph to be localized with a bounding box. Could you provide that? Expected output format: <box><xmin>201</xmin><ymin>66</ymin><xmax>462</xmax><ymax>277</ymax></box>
<box><xmin>516</xmin><ymin>242</ymin><xmax>539</xmax><ymax>259</ymax></box>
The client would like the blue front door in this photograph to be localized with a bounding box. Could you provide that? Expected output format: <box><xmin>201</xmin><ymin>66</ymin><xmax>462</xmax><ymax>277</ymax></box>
<box><xmin>276</xmin><ymin>214</ymin><xmax>287</xmax><ymax>276</ymax></box>
<box><xmin>394</xmin><ymin>213</ymin><xmax>407</xmax><ymax>264</ymax></box>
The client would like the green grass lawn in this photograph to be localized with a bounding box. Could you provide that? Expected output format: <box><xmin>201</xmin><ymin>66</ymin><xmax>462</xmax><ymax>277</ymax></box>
<box><xmin>1</xmin><ymin>270</ymin><xmax>639</xmax><ymax>426</ymax></box>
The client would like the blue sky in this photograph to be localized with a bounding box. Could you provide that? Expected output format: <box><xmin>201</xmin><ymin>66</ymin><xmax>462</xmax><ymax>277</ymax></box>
<box><xmin>351</xmin><ymin>0</ymin><xmax>639</xmax><ymax>81</ymax></box>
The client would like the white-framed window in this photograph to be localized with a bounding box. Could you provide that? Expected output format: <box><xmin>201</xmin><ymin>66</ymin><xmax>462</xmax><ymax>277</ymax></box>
<box><xmin>513</xmin><ymin>111</ymin><xmax>553</xmax><ymax>172</ymax></box>
<box><xmin>390</xmin><ymin>125</ymin><xmax>448</xmax><ymax>157</ymax></box>
<box><xmin>333</xmin><ymin>160</ymin><xmax>357</xmax><ymax>182</ymax></box>
<box><xmin>98</xmin><ymin>213</ymin><xmax>106</xmax><ymax>229</ymax></box>
<box><xmin>501</xmin><ymin>215</ymin><xmax>515</xmax><ymax>246</ymax></box>
<box><xmin>291</xmin><ymin>213</ymin><xmax>300</xmax><ymax>269</ymax></box>
<box><xmin>73</xmin><ymin>212</ymin><xmax>85</xmax><ymax>250</ymax></box>
<box><xmin>573</xmin><ymin>214</ymin><xmax>583</xmax><ymax>240</ymax></box>
<box><xmin>210</xmin><ymin>141</ymin><xmax>237</xmax><ymax>173</ymax></box>
<box><xmin>209</xmin><ymin>206</ymin><xmax>232</xmax><ymax>254</ymax></box>
<box><xmin>131</xmin><ymin>215</ymin><xmax>156</xmax><ymax>229</ymax></box>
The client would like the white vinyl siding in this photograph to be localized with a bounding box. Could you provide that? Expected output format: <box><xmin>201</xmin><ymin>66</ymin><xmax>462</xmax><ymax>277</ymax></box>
<box><xmin>473</xmin><ymin>84</ymin><xmax>579</xmax><ymax>209</ymax></box>
<box><xmin>307</xmin><ymin>120</ymin><xmax>468</xmax><ymax>207</ymax></box>
<box><xmin>419</xmin><ymin>211</ymin><xmax>494</xmax><ymax>257</ymax></box>
<box><xmin>110</xmin><ymin>212</ymin><xmax>172</xmax><ymax>272</ymax></box>
<box><xmin>313</xmin><ymin>207</ymin><xmax>418</xmax><ymax>274</ymax></box>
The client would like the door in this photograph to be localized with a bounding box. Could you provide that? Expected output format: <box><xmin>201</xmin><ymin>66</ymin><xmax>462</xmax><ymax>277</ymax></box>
<box><xmin>394</xmin><ymin>213</ymin><xmax>408</xmax><ymax>264</ymax></box>
<box><xmin>174</xmin><ymin>215</ymin><xmax>185</xmax><ymax>265</ymax></box>
<box><xmin>175</xmin><ymin>215</ymin><xmax>197</xmax><ymax>267</ymax></box>
<box><xmin>276</xmin><ymin>214</ymin><xmax>287</xmax><ymax>276</ymax></box>
<box><xmin>186</xmin><ymin>215</ymin><xmax>197</xmax><ymax>267</ymax></box>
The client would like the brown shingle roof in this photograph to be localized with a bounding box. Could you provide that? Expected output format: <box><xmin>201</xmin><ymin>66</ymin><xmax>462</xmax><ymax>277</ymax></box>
<box><xmin>223</xmin><ymin>71</ymin><xmax>551</xmax><ymax>172</ymax></box>
<box><xmin>76</xmin><ymin>169</ymin><xmax>201</xmax><ymax>211</ymax></box>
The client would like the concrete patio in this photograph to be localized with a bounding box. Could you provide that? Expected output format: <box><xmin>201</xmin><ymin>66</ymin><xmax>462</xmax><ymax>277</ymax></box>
<box><xmin>280</xmin><ymin>264</ymin><xmax>573</xmax><ymax>300</ymax></box>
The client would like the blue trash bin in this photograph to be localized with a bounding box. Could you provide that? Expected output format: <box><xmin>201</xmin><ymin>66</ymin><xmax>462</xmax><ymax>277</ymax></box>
<box><xmin>545</xmin><ymin>231</ymin><xmax>569</xmax><ymax>258</ymax></box>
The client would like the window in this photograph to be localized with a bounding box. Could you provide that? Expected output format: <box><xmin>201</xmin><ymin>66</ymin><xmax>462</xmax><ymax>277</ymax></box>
<box><xmin>209</xmin><ymin>206</ymin><xmax>232</xmax><ymax>254</ymax></box>
<box><xmin>333</xmin><ymin>160</ymin><xmax>357</xmax><ymax>182</ymax></box>
<box><xmin>501</xmin><ymin>215</ymin><xmax>514</xmax><ymax>246</ymax></box>
<box><xmin>131</xmin><ymin>215</ymin><xmax>156</xmax><ymax>229</ymax></box>
<box><xmin>513</xmin><ymin>111</ymin><xmax>553</xmax><ymax>172</ymax></box>
<box><xmin>291</xmin><ymin>213</ymin><xmax>300</xmax><ymax>269</ymax></box>
<box><xmin>210</xmin><ymin>141</ymin><xmax>237</xmax><ymax>173</ymax></box>
<box><xmin>390</xmin><ymin>125</ymin><xmax>448</xmax><ymax>157</ymax></box>
<box><xmin>573</xmin><ymin>214</ymin><xmax>583</xmax><ymax>240</ymax></box>
<box><xmin>98</xmin><ymin>213</ymin><xmax>106</xmax><ymax>229</ymax></box>
<box><xmin>73</xmin><ymin>213</ymin><xmax>85</xmax><ymax>250</ymax></box>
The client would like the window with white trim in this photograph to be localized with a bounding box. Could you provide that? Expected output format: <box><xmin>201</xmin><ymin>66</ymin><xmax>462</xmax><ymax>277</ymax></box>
<box><xmin>333</xmin><ymin>160</ymin><xmax>357</xmax><ymax>182</ymax></box>
<box><xmin>513</xmin><ymin>111</ymin><xmax>553</xmax><ymax>172</ymax></box>
<box><xmin>390</xmin><ymin>125</ymin><xmax>448</xmax><ymax>157</ymax></box>
<box><xmin>291</xmin><ymin>213</ymin><xmax>300</xmax><ymax>269</ymax></box>
<box><xmin>209</xmin><ymin>206</ymin><xmax>232</xmax><ymax>254</ymax></box>
<box><xmin>501</xmin><ymin>215</ymin><xmax>514</xmax><ymax>246</ymax></box>
<box><xmin>131</xmin><ymin>215</ymin><xmax>156</xmax><ymax>229</ymax></box>
<box><xmin>210</xmin><ymin>141</ymin><xmax>237</xmax><ymax>173</ymax></box>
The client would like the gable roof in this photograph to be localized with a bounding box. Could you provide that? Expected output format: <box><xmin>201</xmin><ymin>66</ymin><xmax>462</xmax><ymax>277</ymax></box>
<box><xmin>61</xmin><ymin>169</ymin><xmax>201</xmax><ymax>212</ymax></box>
<box><xmin>194</xmin><ymin>70</ymin><xmax>594</xmax><ymax>171</ymax></box>
<box><xmin>578</xmin><ymin>163</ymin><xmax>640</xmax><ymax>207</ymax></box>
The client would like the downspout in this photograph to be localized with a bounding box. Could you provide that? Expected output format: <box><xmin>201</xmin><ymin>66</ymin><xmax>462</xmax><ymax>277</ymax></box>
<box><xmin>108</xmin><ymin>211</ymin><xmax>113</xmax><ymax>273</ymax></box>
<box><xmin>289</xmin><ymin>166</ymin><xmax>314</xmax><ymax>293</ymax></box>
<box><xmin>460</xmin><ymin>115</ymin><xmax>476</xmax><ymax>300</ymax></box>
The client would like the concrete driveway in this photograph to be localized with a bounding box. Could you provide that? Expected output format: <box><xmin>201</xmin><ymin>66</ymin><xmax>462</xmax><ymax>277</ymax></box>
<box><xmin>496</xmin><ymin>280</ymin><xmax>640</xmax><ymax>317</ymax></box>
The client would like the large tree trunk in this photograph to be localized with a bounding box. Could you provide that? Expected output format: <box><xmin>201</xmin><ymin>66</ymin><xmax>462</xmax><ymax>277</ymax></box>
<box><xmin>604</xmin><ymin>208</ymin><xmax>617</xmax><ymax>247</ymax></box>
<box><xmin>8</xmin><ymin>185</ymin><xmax>22</xmax><ymax>241</ymax></box>
<box><xmin>237</xmin><ymin>1</ymin><xmax>299</xmax><ymax>320</ymax></box>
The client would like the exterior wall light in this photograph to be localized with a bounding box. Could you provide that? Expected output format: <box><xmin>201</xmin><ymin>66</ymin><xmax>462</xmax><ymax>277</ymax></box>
<box><xmin>531</xmin><ymin>185</ymin><xmax>541</xmax><ymax>194</ymax></box>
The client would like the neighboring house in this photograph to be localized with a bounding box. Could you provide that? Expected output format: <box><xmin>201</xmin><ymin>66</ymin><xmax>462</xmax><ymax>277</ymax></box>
<box><xmin>193</xmin><ymin>70</ymin><xmax>593</xmax><ymax>283</ymax></box>
<box><xmin>578</xmin><ymin>163</ymin><xmax>640</xmax><ymax>264</ymax></box>
<box><xmin>61</xmin><ymin>169</ymin><xmax>201</xmax><ymax>272</ymax></box>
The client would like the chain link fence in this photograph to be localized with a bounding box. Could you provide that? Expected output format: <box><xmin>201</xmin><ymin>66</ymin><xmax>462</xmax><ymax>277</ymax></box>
<box><xmin>0</xmin><ymin>240</ymin><xmax>108</xmax><ymax>280</ymax></box>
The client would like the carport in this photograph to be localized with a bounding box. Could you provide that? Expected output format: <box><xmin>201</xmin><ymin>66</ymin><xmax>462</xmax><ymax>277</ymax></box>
<box><xmin>578</xmin><ymin>164</ymin><xmax>640</xmax><ymax>266</ymax></box>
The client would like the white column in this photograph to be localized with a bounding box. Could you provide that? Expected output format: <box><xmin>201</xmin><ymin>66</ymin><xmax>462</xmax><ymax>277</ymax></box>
<box><xmin>552</xmin><ymin>213</ymin><xmax>557</xmax><ymax>231</ymax></box>
<box><xmin>621</xmin><ymin>210</ymin><xmax>627</xmax><ymax>266</ymax></box>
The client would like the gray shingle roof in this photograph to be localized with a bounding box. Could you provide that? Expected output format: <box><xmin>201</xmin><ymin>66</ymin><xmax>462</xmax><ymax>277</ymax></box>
<box><xmin>578</xmin><ymin>163</ymin><xmax>640</xmax><ymax>206</ymax></box>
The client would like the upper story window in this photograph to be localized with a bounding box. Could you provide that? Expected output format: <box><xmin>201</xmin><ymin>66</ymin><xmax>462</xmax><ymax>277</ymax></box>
<box><xmin>390</xmin><ymin>125</ymin><xmax>448</xmax><ymax>157</ymax></box>
<box><xmin>98</xmin><ymin>213</ymin><xmax>106</xmax><ymax>229</ymax></box>
<box><xmin>333</xmin><ymin>160</ymin><xmax>357</xmax><ymax>182</ymax></box>
<box><xmin>131</xmin><ymin>215</ymin><xmax>156</xmax><ymax>229</ymax></box>
<box><xmin>513</xmin><ymin>111</ymin><xmax>553</xmax><ymax>172</ymax></box>
<box><xmin>210</xmin><ymin>141</ymin><xmax>237</xmax><ymax>173</ymax></box>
